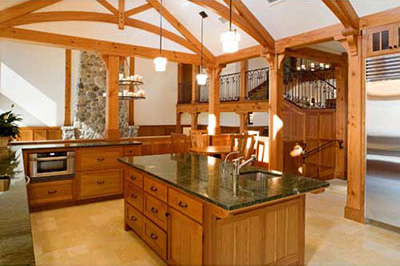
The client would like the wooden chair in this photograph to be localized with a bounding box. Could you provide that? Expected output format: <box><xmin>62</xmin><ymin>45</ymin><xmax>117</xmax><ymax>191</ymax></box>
<box><xmin>171</xmin><ymin>133</ymin><xmax>189</xmax><ymax>154</ymax></box>
<box><xmin>253</xmin><ymin>140</ymin><xmax>268</xmax><ymax>168</ymax></box>
<box><xmin>190</xmin><ymin>130</ymin><xmax>209</xmax><ymax>149</ymax></box>
<box><xmin>229</xmin><ymin>134</ymin><xmax>256</xmax><ymax>161</ymax></box>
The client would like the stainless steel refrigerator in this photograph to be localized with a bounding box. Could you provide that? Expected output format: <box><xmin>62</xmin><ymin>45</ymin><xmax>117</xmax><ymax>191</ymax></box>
<box><xmin>366</xmin><ymin>54</ymin><xmax>400</xmax><ymax>228</ymax></box>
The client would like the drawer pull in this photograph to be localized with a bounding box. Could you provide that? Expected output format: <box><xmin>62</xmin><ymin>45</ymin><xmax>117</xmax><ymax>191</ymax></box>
<box><xmin>130</xmin><ymin>193</ymin><xmax>137</xmax><ymax>199</ymax></box>
<box><xmin>151</xmin><ymin>207</ymin><xmax>159</xmax><ymax>214</ymax></box>
<box><xmin>165</xmin><ymin>212</ymin><xmax>171</xmax><ymax>218</ymax></box>
<box><xmin>130</xmin><ymin>215</ymin><xmax>137</xmax><ymax>221</ymax></box>
<box><xmin>150</xmin><ymin>233</ymin><xmax>158</xmax><ymax>240</ymax></box>
<box><xmin>97</xmin><ymin>180</ymin><xmax>105</xmax><ymax>185</ymax></box>
<box><xmin>47</xmin><ymin>190</ymin><xmax>57</xmax><ymax>194</ymax></box>
<box><xmin>97</xmin><ymin>158</ymin><xmax>105</xmax><ymax>162</ymax></box>
<box><xmin>178</xmin><ymin>201</ymin><xmax>188</xmax><ymax>208</ymax></box>
<box><xmin>150</xmin><ymin>186</ymin><xmax>158</xmax><ymax>192</ymax></box>
<box><xmin>130</xmin><ymin>175</ymin><xmax>136</xmax><ymax>181</ymax></box>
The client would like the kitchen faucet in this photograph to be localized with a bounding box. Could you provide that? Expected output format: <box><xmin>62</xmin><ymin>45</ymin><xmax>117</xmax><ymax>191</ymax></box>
<box><xmin>231</xmin><ymin>154</ymin><xmax>257</xmax><ymax>196</ymax></box>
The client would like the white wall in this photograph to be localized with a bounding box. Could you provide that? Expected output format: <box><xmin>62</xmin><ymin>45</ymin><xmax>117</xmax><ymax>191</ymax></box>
<box><xmin>0</xmin><ymin>41</ymin><xmax>66</xmax><ymax>126</ymax></box>
<box><xmin>134</xmin><ymin>57</ymin><xmax>178</xmax><ymax>125</ymax></box>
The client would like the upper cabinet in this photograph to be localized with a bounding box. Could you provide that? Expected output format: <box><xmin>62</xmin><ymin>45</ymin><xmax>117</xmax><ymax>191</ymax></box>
<box><xmin>366</xmin><ymin>23</ymin><xmax>400</xmax><ymax>57</ymax></box>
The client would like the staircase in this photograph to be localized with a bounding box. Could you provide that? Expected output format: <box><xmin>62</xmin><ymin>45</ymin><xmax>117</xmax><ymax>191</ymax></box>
<box><xmin>247</xmin><ymin>80</ymin><xmax>269</xmax><ymax>100</ymax></box>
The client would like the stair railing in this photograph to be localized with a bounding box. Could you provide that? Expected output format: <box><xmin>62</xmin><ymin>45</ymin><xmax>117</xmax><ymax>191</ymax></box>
<box><xmin>245</xmin><ymin>67</ymin><xmax>269</xmax><ymax>100</ymax></box>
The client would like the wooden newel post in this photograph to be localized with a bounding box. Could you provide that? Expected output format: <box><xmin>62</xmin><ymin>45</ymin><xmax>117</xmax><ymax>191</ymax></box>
<box><xmin>266</xmin><ymin>53</ymin><xmax>285</xmax><ymax>172</ymax></box>
<box><xmin>103</xmin><ymin>54</ymin><xmax>120</xmax><ymax>140</ymax></box>
<box><xmin>207</xmin><ymin>65</ymin><xmax>224</xmax><ymax>136</ymax></box>
<box><xmin>240</xmin><ymin>60</ymin><xmax>247</xmax><ymax>101</ymax></box>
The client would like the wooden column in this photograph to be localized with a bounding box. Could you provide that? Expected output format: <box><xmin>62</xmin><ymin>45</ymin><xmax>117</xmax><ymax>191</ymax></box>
<box><xmin>342</xmin><ymin>36</ymin><xmax>365</xmax><ymax>223</ymax></box>
<box><xmin>266</xmin><ymin>53</ymin><xmax>285</xmax><ymax>171</ymax></box>
<box><xmin>64</xmin><ymin>49</ymin><xmax>72</xmax><ymax>126</ymax></box>
<box><xmin>240</xmin><ymin>60</ymin><xmax>247</xmax><ymax>101</ymax></box>
<box><xmin>192</xmin><ymin>64</ymin><xmax>199</xmax><ymax>103</ymax></box>
<box><xmin>104</xmin><ymin>55</ymin><xmax>120</xmax><ymax>140</ymax></box>
<box><xmin>118</xmin><ymin>0</ymin><xmax>125</xmax><ymax>30</ymax></box>
<box><xmin>176</xmin><ymin>112</ymin><xmax>182</xmax><ymax>133</ymax></box>
<box><xmin>207</xmin><ymin>66</ymin><xmax>224</xmax><ymax>136</ymax></box>
<box><xmin>129</xmin><ymin>57</ymin><xmax>135</xmax><ymax>125</ymax></box>
<box><xmin>191</xmin><ymin>112</ymin><xmax>199</xmax><ymax>130</ymax></box>
<box><xmin>238</xmin><ymin>112</ymin><xmax>248</xmax><ymax>134</ymax></box>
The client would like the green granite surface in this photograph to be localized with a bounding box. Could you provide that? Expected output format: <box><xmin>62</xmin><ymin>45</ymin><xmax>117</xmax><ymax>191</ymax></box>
<box><xmin>119</xmin><ymin>154</ymin><xmax>329</xmax><ymax>211</ymax></box>
<box><xmin>17</xmin><ymin>140</ymin><xmax>142</xmax><ymax>151</ymax></box>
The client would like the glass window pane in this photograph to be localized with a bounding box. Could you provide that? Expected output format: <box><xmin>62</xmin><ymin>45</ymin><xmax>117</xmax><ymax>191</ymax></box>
<box><xmin>381</xmin><ymin>30</ymin><xmax>389</xmax><ymax>50</ymax></box>
<box><xmin>373</xmin><ymin>32</ymin><xmax>380</xmax><ymax>51</ymax></box>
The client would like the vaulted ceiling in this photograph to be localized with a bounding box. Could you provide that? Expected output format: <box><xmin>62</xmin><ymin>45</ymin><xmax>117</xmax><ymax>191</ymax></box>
<box><xmin>0</xmin><ymin>0</ymin><xmax>400</xmax><ymax>60</ymax></box>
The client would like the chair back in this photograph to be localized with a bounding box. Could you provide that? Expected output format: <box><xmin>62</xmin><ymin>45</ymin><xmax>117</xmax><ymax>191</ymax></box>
<box><xmin>253</xmin><ymin>140</ymin><xmax>268</xmax><ymax>168</ymax></box>
<box><xmin>171</xmin><ymin>133</ymin><xmax>189</xmax><ymax>153</ymax></box>
<box><xmin>230</xmin><ymin>134</ymin><xmax>256</xmax><ymax>161</ymax></box>
<box><xmin>190</xmin><ymin>130</ymin><xmax>209</xmax><ymax>149</ymax></box>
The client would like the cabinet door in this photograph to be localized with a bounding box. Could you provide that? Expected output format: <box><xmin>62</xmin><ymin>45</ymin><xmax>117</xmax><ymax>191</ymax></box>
<box><xmin>367</xmin><ymin>25</ymin><xmax>394</xmax><ymax>56</ymax></box>
<box><xmin>394</xmin><ymin>23</ymin><xmax>400</xmax><ymax>50</ymax></box>
<box><xmin>168</xmin><ymin>208</ymin><xmax>203</xmax><ymax>266</ymax></box>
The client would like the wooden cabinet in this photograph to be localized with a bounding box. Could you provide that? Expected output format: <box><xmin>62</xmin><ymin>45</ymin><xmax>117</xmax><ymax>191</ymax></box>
<box><xmin>168</xmin><ymin>208</ymin><xmax>203</xmax><ymax>266</ymax></box>
<box><xmin>125</xmin><ymin>168</ymin><xmax>143</xmax><ymax>188</ymax></box>
<box><xmin>125</xmin><ymin>181</ymin><xmax>143</xmax><ymax>211</ymax></box>
<box><xmin>144</xmin><ymin>193</ymin><xmax>168</xmax><ymax>230</ymax></box>
<box><xmin>144</xmin><ymin>176</ymin><xmax>168</xmax><ymax>202</ymax></box>
<box><xmin>168</xmin><ymin>188</ymin><xmax>203</xmax><ymax>224</ymax></box>
<box><xmin>76</xmin><ymin>147</ymin><xmax>122</xmax><ymax>171</ymax></box>
<box><xmin>78</xmin><ymin>169</ymin><xmax>123</xmax><ymax>199</ymax></box>
<box><xmin>123</xmin><ymin>145</ymin><xmax>142</xmax><ymax>156</ymax></box>
<box><xmin>366</xmin><ymin>23</ymin><xmax>400</xmax><ymax>57</ymax></box>
<box><xmin>28</xmin><ymin>180</ymin><xmax>73</xmax><ymax>206</ymax></box>
<box><xmin>125</xmin><ymin>202</ymin><xmax>144</xmax><ymax>237</ymax></box>
<box><xmin>143</xmin><ymin>218</ymin><xmax>167</xmax><ymax>260</ymax></box>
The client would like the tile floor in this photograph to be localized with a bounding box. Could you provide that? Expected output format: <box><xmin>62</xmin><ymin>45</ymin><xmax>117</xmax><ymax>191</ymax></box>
<box><xmin>30</xmin><ymin>179</ymin><xmax>400</xmax><ymax>266</ymax></box>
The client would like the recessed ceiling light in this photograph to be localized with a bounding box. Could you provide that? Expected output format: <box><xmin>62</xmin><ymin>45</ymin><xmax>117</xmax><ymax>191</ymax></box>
<box><xmin>266</xmin><ymin>0</ymin><xmax>285</xmax><ymax>6</ymax></box>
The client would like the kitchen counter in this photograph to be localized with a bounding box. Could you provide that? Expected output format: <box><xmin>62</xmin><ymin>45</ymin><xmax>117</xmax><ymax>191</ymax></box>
<box><xmin>0</xmin><ymin>147</ymin><xmax>34</xmax><ymax>266</ymax></box>
<box><xmin>17</xmin><ymin>140</ymin><xmax>142</xmax><ymax>151</ymax></box>
<box><xmin>119</xmin><ymin>153</ymin><xmax>329</xmax><ymax>211</ymax></box>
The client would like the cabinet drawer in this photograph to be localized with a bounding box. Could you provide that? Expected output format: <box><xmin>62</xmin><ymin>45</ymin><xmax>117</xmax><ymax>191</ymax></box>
<box><xmin>29</xmin><ymin>180</ymin><xmax>73</xmax><ymax>206</ymax></box>
<box><xmin>77</xmin><ymin>147</ymin><xmax>122</xmax><ymax>171</ymax></box>
<box><xmin>123</xmin><ymin>146</ymin><xmax>142</xmax><ymax>156</ymax></box>
<box><xmin>144</xmin><ymin>193</ymin><xmax>168</xmax><ymax>231</ymax></box>
<box><xmin>168</xmin><ymin>188</ymin><xmax>203</xmax><ymax>224</ymax></box>
<box><xmin>78</xmin><ymin>169</ymin><xmax>123</xmax><ymax>199</ymax></box>
<box><xmin>125</xmin><ymin>168</ymin><xmax>143</xmax><ymax>188</ymax></box>
<box><xmin>144</xmin><ymin>218</ymin><xmax>167</xmax><ymax>260</ymax></box>
<box><xmin>144</xmin><ymin>176</ymin><xmax>167</xmax><ymax>202</ymax></box>
<box><xmin>125</xmin><ymin>181</ymin><xmax>143</xmax><ymax>212</ymax></box>
<box><xmin>125</xmin><ymin>202</ymin><xmax>144</xmax><ymax>237</ymax></box>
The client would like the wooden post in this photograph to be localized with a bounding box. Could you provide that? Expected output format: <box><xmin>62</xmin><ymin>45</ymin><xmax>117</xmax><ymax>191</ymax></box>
<box><xmin>240</xmin><ymin>60</ymin><xmax>247</xmax><ymax>101</ymax></box>
<box><xmin>104</xmin><ymin>55</ymin><xmax>120</xmax><ymax>140</ymax></box>
<box><xmin>129</xmin><ymin>57</ymin><xmax>135</xmax><ymax>125</ymax></box>
<box><xmin>207</xmin><ymin>66</ymin><xmax>224</xmax><ymax>136</ymax></box>
<box><xmin>342</xmin><ymin>36</ymin><xmax>365</xmax><ymax>223</ymax></box>
<box><xmin>191</xmin><ymin>112</ymin><xmax>199</xmax><ymax>130</ymax></box>
<box><xmin>192</xmin><ymin>64</ymin><xmax>199</xmax><ymax>103</ymax></box>
<box><xmin>118</xmin><ymin>0</ymin><xmax>125</xmax><ymax>30</ymax></box>
<box><xmin>238</xmin><ymin>112</ymin><xmax>248</xmax><ymax>134</ymax></box>
<box><xmin>176</xmin><ymin>112</ymin><xmax>182</xmax><ymax>133</ymax></box>
<box><xmin>266</xmin><ymin>53</ymin><xmax>285</xmax><ymax>172</ymax></box>
<box><xmin>64</xmin><ymin>49</ymin><xmax>72</xmax><ymax>126</ymax></box>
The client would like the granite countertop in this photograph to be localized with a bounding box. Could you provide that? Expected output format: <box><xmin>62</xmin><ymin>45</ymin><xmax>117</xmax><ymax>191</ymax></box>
<box><xmin>119</xmin><ymin>154</ymin><xmax>329</xmax><ymax>211</ymax></box>
<box><xmin>0</xmin><ymin>147</ymin><xmax>34</xmax><ymax>266</ymax></box>
<box><xmin>17</xmin><ymin>140</ymin><xmax>142</xmax><ymax>151</ymax></box>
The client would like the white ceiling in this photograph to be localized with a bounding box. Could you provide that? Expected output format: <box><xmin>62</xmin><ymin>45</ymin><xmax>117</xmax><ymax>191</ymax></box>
<box><xmin>1</xmin><ymin>0</ymin><xmax>400</xmax><ymax>56</ymax></box>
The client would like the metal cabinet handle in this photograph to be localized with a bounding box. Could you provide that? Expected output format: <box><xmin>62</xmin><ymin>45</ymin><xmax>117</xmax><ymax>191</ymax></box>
<box><xmin>389</xmin><ymin>46</ymin><xmax>393</xmax><ymax>49</ymax></box>
<box><xmin>130</xmin><ymin>215</ymin><xmax>137</xmax><ymax>221</ymax></box>
<box><xmin>150</xmin><ymin>186</ymin><xmax>158</xmax><ymax>192</ymax></box>
<box><xmin>150</xmin><ymin>233</ymin><xmax>158</xmax><ymax>240</ymax></box>
<box><xmin>130</xmin><ymin>193</ymin><xmax>137</xmax><ymax>199</ymax></box>
<box><xmin>97</xmin><ymin>158</ymin><xmax>105</xmax><ymax>162</ymax></box>
<box><xmin>48</xmin><ymin>190</ymin><xmax>57</xmax><ymax>194</ymax></box>
<box><xmin>130</xmin><ymin>175</ymin><xmax>136</xmax><ymax>181</ymax></box>
<box><xmin>97</xmin><ymin>180</ymin><xmax>105</xmax><ymax>185</ymax></box>
<box><xmin>165</xmin><ymin>212</ymin><xmax>171</xmax><ymax>218</ymax></box>
<box><xmin>178</xmin><ymin>201</ymin><xmax>188</xmax><ymax>208</ymax></box>
<box><xmin>395</xmin><ymin>45</ymin><xmax>398</xmax><ymax>48</ymax></box>
<box><xmin>151</xmin><ymin>207</ymin><xmax>159</xmax><ymax>214</ymax></box>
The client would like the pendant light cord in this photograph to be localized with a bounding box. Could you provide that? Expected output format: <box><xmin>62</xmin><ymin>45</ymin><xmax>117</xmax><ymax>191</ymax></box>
<box><xmin>229</xmin><ymin>0</ymin><xmax>232</xmax><ymax>31</ymax></box>
<box><xmin>200</xmin><ymin>15</ymin><xmax>204</xmax><ymax>69</ymax></box>
<box><xmin>159</xmin><ymin>0</ymin><xmax>163</xmax><ymax>55</ymax></box>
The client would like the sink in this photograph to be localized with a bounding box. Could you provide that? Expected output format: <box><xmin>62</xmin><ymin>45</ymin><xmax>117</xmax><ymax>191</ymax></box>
<box><xmin>238</xmin><ymin>171</ymin><xmax>278</xmax><ymax>193</ymax></box>
<box><xmin>239</xmin><ymin>171</ymin><xmax>272</xmax><ymax>181</ymax></box>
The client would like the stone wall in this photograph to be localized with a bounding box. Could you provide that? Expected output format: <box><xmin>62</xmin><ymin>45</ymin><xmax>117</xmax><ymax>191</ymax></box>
<box><xmin>73</xmin><ymin>51</ymin><xmax>130</xmax><ymax>139</ymax></box>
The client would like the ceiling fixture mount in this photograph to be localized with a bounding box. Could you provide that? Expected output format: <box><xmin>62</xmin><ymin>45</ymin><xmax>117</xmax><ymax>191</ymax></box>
<box><xmin>154</xmin><ymin>0</ymin><xmax>167</xmax><ymax>72</ymax></box>
<box><xmin>196</xmin><ymin>11</ymin><xmax>208</xmax><ymax>86</ymax></box>
<box><xmin>221</xmin><ymin>0</ymin><xmax>240</xmax><ymax>53</ymax></box>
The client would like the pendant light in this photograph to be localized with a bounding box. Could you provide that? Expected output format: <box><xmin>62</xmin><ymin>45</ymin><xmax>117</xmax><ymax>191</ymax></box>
<box><xmin>221</xmin><ymin>0</ymin><xmax>240</xmax><ymax>53</ymax></box>
<box><xmin>154</xmin><ymin>0</ymin><xmax>167</xmax><ymax>72</ymax></box>
<box><xmin>196</xmin><ymin>11</ymin><xmax>208</xmax><ymax>86</ymax></box>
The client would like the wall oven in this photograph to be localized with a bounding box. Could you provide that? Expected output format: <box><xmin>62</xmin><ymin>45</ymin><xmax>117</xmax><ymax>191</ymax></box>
<box><xmin>29</xmin><ymin>151</ymin><xmax>75</xmax><ymax>179</ymax></box>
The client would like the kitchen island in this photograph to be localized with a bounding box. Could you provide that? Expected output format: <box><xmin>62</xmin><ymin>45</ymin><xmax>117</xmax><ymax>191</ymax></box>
<box><xmin>119</xmin><ymin>153</ymin><xmax>329</xmax><ymax>266</ymax></box>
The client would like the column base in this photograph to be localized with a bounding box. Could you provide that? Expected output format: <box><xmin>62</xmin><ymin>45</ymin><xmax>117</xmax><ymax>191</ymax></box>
<box><xmin>344</xmin><ymin>206</ymin><xmax>365</xmax><ymax>223</ymax></box>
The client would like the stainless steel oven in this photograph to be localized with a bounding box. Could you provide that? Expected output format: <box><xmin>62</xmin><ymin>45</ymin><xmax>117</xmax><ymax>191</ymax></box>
<box><xmin>29</xmin><ymin>151</ymin><xmax>75</xmax><ymax>178</ymax></box>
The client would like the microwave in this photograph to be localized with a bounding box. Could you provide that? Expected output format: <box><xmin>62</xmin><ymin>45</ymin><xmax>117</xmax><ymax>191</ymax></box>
<box><xmin>29</xmin><ymin>151</ymin><xmax>75</xmax><ymax>178</ymax></box>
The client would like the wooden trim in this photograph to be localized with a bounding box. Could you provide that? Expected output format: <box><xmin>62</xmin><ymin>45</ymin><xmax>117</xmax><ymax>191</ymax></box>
<box><xmin>125</xmin><ymin>3</ymin><xmax>152</xmax><ymax>18</ymax></box>
<box><xmin>177</xmin><ymin>100</ymin><xmax>269</xmax><ymax>113</ymax></box>
<box><xmin>216</xmin><ymin>45</ymin><xmax>264</xmax><ymax>65</ymax></box>
<box><xmin>129</xmin><ymin>57</ymin><xmax>135</xmax><ymax>125</ymax></box>
<box><xmin>360</xmin><ymin>6</ymin><xmax>400</xmax><ymax>29</ymax></box>
<box><xmin>207</xmin><ymin>66</ymin><xmax>224</xmax><ymax>135</ymax></box>
<box><xmin>239</xmin><ymin>60</ymin><xmax>247</xmax><ymax>101</ymax></box>
<box><xmin>322</xmin><ymin>0</ymin><xmax>359</xmax><ymax>30</ymax></box>
<box><xmin>105</xmin><ymin>55</ymin><xmax>120</xmax><ymax>140</ymax></box>
<box><xmin>0</xmin><ymin>12</ymin><xmax>197</xmax><ymax>54</ymax></box>
<box><xmin>118</xmin><ymin>0</ymin><xmax>125</xmax><ymax>30</ymax></box>
<box><xmin>147</xmin><ymin>0</ymin><xmax>215</xmax><ymax>63</ymax></box>
<box><xmin>192</xmin><ymin>64</ymin><xmax>199</xmax><ymax>103</ymax></box>
<box><xmin>0</xmin><ymin>0</ymin><xmax>61</xmax><ymax>23</ymax></box>
<box><xmin>96</xmin><ymin>0</ymin><xmax>118</xmax><ymax>15</ymax></box>
<box><xmin>64</xmin><ymin>49</ymin><xmax>72</xmax><ymax>127</ymax></box>
<box><xmin>0</xmin><ymin>27</ymin><xmax>201</xmax><ymax>64</ymax></box>
<box><xmin>286</xmin><ymin>47</ymin><xmax>347</xmax><ymax>66</ymax></box>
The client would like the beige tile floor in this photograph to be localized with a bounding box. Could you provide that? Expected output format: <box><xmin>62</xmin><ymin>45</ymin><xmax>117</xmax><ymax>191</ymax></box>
<box><xmin>30</xmin><ymin>179</ymin><xmax>400</xmax><ymax>266</ymax></box>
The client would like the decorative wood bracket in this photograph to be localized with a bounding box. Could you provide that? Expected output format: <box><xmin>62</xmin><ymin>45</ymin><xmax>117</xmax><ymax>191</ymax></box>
<box><xmin>263</xmin><ymin>51</ymin><xmax>286</xmax><ymax>71</ymax></box>
<box><xmin>342</xmin><ymin>27</ymin><xmax>359</xmax><ymax>56</ymax></box>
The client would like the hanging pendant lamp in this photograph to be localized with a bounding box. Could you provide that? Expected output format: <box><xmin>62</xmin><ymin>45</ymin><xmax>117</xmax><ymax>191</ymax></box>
<box><xmin>221</xmin><ymin>0</ymin><xmax>240</xmax><ymax>53</ymax></box>
<box><xmin>154</xmin><ymin>0</ymin><xmax>167</xmax><ymax>72</ymax></box>
<box><xmin>196</xmin><ymin>11</ymin><xmax>208</xmax><ymax>86</ymax></box>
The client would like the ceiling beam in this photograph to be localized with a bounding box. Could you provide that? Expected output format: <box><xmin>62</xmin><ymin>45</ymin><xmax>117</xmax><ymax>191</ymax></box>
<box><xmin>216</xmin><ymin>45</ymin><xmax>265</xmax><ymax>65</ymax></box>
<box><xmin>223</xmin><ymin>0</ymin><xmax>274</xmax><ymax>50</ymax></box>
<box><xmin>0</xmin><ymin>0</ymin><xmax>61</xmax><ymax>23</ymax></box>
<box><xmin>322</xmin><ymin>0</ymin><xmax>359</xmax><ymax>31</ymax></box>
<box><xmin>147</xmin><ymin>0</ymin><xmax>215</xmax><ymax>63</ymax></box>
<box><xmin>189</xmin><ymin>0</ymin><xmax>270</xmax><ymax>50</ymax></box>
<box><xmin>0</xmin><ymin>11</ymin><xmax>201</xmax><ymax>57</ymax></box>
<box><xmin>0</xmin><ymin>27</ymin><xmax>201</xmax><ymax>64</ymax></box>
<box><xmin>360</xmin><ymin>5</ymin><xmax>400</xmax><ymax>29</ymax></box>
<box><xmin>96</xmin><ymin>0</ymin><xmax>118</xmax><ymax>16</ymax></box>
<box><xmin>118</xmin><ymin>0</ymin><xmax>125</xmax><ymax>29</ymax></box>
<box><xmin>125</xmin><ymin>3</ymin><xmax>152</xmax><ymax>18</ymax></box>
<box><xmin>286</xmin><ymin>47</ymin><xmax>346</xmax><ymax>66</ymax></box>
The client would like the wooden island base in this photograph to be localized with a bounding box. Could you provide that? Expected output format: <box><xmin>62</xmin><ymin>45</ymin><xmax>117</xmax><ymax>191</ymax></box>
<box><xmin>123</xmin><ymin>165</ymin><xmax>305</xmax><ymax>266</ymax></box>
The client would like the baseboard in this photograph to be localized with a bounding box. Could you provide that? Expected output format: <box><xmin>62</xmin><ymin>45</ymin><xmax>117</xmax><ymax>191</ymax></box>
<box><xmin>344</xmin><ymin>206</ymin><xmax>365</xmax><ymax>223</ymax></box>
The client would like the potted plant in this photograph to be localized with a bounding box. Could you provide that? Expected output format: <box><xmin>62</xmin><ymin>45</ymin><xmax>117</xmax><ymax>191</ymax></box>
<box><xmin>0</xmin><ymin>105</ymin><xmax>22</xmax><ymax>147</ymax></box>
